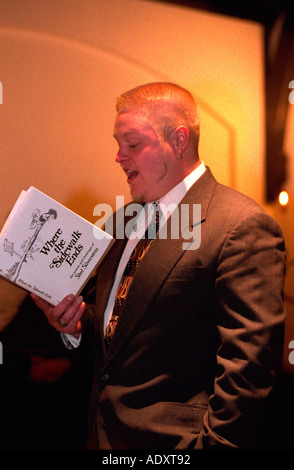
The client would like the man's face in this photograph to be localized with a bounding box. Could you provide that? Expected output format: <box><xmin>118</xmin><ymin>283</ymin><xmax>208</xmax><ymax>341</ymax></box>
<box><xmin>113</xmin><ymin>112</ymin><xmax>178</xmax><ymax>202</ymax></box>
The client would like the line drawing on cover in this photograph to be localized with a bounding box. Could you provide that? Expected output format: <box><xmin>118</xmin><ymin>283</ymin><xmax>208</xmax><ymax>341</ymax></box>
<box><xmin>3</xmin><ymin>208</ymin><xmax>57</xmax><ymax>282</ymax></box>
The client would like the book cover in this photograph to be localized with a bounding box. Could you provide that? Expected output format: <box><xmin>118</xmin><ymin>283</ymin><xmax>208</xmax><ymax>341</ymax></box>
<box><xmin>0</xmin><ymin>187</ymin><xmax>114</xmax><ymax>305</ymax></box>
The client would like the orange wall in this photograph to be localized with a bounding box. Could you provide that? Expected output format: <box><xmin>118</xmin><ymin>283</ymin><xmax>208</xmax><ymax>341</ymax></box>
<box><xmin>0</xmin><ymin>0</ymin><xmax>265</xmax><ymax>222</ymax></box>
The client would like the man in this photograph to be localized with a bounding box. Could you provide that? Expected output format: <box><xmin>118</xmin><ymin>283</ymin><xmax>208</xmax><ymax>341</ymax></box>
<box><xmin>32</xmin><ymin>82</ymin><xmax>286</xmax><ymax>449</ymax></box>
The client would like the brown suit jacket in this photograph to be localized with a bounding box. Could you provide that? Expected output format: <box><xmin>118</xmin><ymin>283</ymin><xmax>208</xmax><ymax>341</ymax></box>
<box><xmin>85</xmin><ymin>167</ymin><xmax>286</xmax><ymax>450</ymax></box>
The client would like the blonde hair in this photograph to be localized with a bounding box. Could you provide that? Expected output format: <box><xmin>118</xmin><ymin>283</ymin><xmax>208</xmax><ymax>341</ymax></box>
<box><xmin>115</xmin><ymin>82</ymin><xmax>200</xmax><ymax>148</ymax></box>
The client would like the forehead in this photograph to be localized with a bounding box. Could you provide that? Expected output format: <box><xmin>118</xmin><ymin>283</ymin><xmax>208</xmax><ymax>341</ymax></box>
<box><xmin>113</xmin><ymin>112</ymin><xmax>156</xmax><ymax>139</ymax></box>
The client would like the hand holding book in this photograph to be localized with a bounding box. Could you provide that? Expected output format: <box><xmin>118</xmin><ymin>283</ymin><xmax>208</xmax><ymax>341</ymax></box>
<box><xmin>30</xmin><ymin>292</ymin><xmax>85</xmax><ymax>336</ymax></box>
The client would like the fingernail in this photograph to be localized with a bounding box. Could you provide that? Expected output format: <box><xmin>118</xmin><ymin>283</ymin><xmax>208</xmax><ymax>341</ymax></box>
<box><xmin>67</xmin><ymin>294</ymin><xmax>75</xmax><ymax>301</ymax></box>
<box><xmin>76</xmin><ymin>295</ymin><xmax>83</xmax><ymax>304</ymax></box>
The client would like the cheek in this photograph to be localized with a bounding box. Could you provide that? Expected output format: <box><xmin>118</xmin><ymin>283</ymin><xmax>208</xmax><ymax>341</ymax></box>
<box><xmin>143</xmin><ymin>147</ymin><xmax>166</xmax><ymax>174</ymax></box>
<box><xmin>141</xmin><ymin>161</ymin><xmax>165</xmax><ymax>188</ymax></box>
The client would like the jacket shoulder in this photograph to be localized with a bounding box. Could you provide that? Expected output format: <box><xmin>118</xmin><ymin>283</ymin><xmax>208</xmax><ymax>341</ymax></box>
<box><xmin>210</xmin><ymin>182</ymin><xmax>284</xmax><ymax>239</ymax></box>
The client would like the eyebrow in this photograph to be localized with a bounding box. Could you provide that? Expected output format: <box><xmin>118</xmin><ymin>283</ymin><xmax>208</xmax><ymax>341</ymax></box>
<box><xmin>113</xmin><ymin>130</ymin><xmax>141</xmax><ymax>139</ymax></box>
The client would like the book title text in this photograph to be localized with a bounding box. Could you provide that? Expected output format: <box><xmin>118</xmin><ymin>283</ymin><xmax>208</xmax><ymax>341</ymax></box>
<box><xmin>40</xmin><ymin>228</ymin><xmax>83</xmax><ymax>268</ymax></box>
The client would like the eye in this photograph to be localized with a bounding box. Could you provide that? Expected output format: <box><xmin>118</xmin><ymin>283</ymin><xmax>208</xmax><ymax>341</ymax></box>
<box><xmin>128</xmin><ymin>142</ymin><xmax>139</xmax><ymax>149</ymax></box>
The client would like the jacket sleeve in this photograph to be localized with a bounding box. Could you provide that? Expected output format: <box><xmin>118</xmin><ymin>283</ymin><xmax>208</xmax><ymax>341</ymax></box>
<box><xmin>196</xmin><ymin>210</ymin><xmax>286</xmax><ymax>449</ymax></box>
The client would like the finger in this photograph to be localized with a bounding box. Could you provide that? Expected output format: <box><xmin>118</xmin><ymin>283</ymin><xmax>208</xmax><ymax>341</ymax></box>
<box><xmin>49</xmin><ymin>294</ymin><xmax>76</xmax><ymax>322</ymax></box>
<box><xmin>31</xmin><ymin>293</ymin><xmax>75</xmax><ymax>326</ymax></box>
<box><xmin>54</xmin><ymin>295</ymin><xmax>86</xmax><ymax>334</ymax></box>
<box><xmin>30</xmin><ymin>293</ymin><xmax>54</xmax><ymax>317</ymax></box>
<box><xmin>31</xmin><ymin>292</ymin><xmax>85</xmax><ymax>334</ymax></box>
<box><xmin>59</xmin><ymin>301</ymin><xmax>86</xmax><ymax>335</ymax></box>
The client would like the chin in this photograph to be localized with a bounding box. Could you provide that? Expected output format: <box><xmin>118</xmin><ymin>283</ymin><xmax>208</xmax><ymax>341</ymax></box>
<box><xmin>132</xmin><ymin>196</ymin><xmax>146</xmax><ymax>203</ymax></box>
<box><xmin>130</xmin><ymin>187</ymin><xmax>144</xmax><ymax>203</ymax></box>
<box><xmin>130</xmin><ymin>186</ymin><xmax>155</xmax><ymax>203</ymax></box>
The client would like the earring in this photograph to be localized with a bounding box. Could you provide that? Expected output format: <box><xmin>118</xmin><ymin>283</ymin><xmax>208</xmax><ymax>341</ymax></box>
<box><xmin>178</xmin><ymin>149</ymin><xmax>183</xmax><ymax>159</ymax></box>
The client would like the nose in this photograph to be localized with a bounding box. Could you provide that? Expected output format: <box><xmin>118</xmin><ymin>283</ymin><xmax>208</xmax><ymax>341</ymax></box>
<box><xmin>115</xmin><ymin>147</ymin><xmax>128</xmax><ymax>163</ymax></box>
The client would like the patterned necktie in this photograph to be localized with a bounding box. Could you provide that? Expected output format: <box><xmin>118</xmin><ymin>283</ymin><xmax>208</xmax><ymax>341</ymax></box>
<box><xmin>104</xmin><ymin>203</ymin><xmax>161</xmax><ymax>351</ymax></box>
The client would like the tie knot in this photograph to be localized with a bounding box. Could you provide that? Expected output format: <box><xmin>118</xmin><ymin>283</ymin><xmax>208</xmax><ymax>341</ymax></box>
<box><xmin>146</xmin><ymin>202</ymin><xmax>161</xmax><ymax>239</ymax></box>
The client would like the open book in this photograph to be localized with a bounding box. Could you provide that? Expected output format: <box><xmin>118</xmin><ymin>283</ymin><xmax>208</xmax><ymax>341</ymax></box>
<box><xmin>0</xmin><ymin>187</ymin><xmax>114</xmax><ymax>305</ymax></box>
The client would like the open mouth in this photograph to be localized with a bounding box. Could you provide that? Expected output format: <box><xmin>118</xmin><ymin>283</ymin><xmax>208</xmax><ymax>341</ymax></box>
<box><xmin>125</xmin><ymin>169</ymin><xmax>139</xmax><ymax>182</ymax></box>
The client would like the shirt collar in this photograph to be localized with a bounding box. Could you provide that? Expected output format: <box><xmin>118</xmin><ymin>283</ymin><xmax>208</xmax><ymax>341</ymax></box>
<box><xmin>138</xmin><ymin>161</ymin><xmax>206</xmax><ymax>233</ymax></box>
<box><xmin>153</xmin><ymin>161</ymin><xmax>206</xmax><ymax>220</ymax></box>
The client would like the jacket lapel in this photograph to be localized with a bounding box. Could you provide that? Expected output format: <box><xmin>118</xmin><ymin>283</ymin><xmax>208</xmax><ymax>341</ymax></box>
<box><xmin>102</xmin><ymin>167</ymin><xmax>218</xmax><ymax>367</ymax></box>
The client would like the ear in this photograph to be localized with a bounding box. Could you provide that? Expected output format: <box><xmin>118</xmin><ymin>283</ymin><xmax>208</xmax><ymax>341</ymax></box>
<box><xmin>170</xmin><ymin>125</ymin><xmax>190</xmax><ymax>154</ymax></box>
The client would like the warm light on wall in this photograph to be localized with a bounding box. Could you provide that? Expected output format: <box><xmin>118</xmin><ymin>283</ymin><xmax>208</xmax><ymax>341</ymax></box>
<box><xmin>279</xmin><ymin>190</ymin><xmax>289</xmax><ymax>206</ymax></box>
